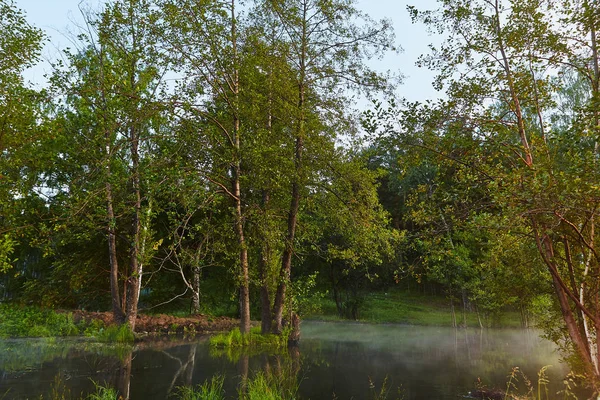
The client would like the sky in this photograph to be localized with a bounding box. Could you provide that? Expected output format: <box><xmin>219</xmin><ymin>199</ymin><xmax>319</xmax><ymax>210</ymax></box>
<box><xmin>13</xmin><ymin>0</ymin><xmax>443</xmax><ymax>104</ymax></box>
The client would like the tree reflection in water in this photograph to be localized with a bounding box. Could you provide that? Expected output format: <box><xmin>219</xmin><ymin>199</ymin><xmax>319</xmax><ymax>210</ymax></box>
<box><xmin>107</xmin><ymin>341</ymin><xmax>302</xmax><ymax>399</ymax></box>
<box><xmin>0</xmin><ymin>324</ymin><xmax>580</xmax><ymax>399</ymax></box>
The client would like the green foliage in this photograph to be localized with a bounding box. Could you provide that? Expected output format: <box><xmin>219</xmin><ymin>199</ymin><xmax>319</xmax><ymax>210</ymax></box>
<box><xmin>0</xmin><ymin>234</ymin><xmax>17</xmax><ymax>274</ymax></box>
<box><xmin>368</xmin><ymin>0</ymin><xmax>600</xmax><ymax>383</ymax></box>
<box><xmin>82</xmin><ymin>319</ymin><xmax>107</xmax><ymax>338</ymax></box>
<box><xmin>0</xmin><ymin>0</ymin><xmax>49</xmax><ymax>302</ymax></box>
<box><xmin>288</xmin><ymin>273</ymin><xmax>325</xmax><ymax>318</ymax></box>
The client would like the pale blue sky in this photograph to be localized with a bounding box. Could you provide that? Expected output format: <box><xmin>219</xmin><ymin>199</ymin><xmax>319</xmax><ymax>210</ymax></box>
<box><xmin>14</xmin><ymin>0</ymin><xmax>442</xmax><ymax>103</ymax></box>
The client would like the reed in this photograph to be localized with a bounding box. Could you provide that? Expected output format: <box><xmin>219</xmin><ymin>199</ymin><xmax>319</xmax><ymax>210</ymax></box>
<box><xmin>177</xmin><ymin>375</ymin><xmax>225</xmax><ymax>400</ymax></box>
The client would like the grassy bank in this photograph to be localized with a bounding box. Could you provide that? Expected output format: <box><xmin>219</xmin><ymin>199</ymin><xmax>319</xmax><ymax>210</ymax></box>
<box><xmin>305</xmin><ymin>290</ymin><xmax>524</xmax><ymax>328</ymax></box>
<box><xmin>0</xmin><ymin>304</ymin><xmax>134</xmax><ymax>342</ymax></box>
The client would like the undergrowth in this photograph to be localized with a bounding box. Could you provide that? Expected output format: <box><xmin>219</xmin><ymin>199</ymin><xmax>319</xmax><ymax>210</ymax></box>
<box><xmin>0</xmin><ymin>304</ymin><xmax>133</xmax><ymax>343</ymax></box>
<box><xmin>0</xmin><ymin>304</ymin><xmax>79</xmax><ymax>338</ymax></box>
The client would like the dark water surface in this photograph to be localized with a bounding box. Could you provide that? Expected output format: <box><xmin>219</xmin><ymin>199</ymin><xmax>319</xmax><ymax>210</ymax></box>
<box><xmin>0</xmin><ymin>322</ymin><xmax>572</xmax><ymax>399</ymax></box>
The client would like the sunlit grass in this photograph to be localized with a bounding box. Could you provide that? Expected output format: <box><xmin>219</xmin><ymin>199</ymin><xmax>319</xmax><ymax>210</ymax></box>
<box><xmin>94</xmin><ymin>324</ymin><xmax>135</xmax><ymax>343</ymax></box>
<box><xmin>177</xmin><ymin>375</ymin><xmax>225</xmax><ymax>400</ymax></box>
<box><xmin>210</xmin><ymin>327</ymin><xmax>288</xmax><ymax>349</ymax></box>
<box><xmin>306</xmin><ymin>289</ymin><xmax>523</xmax><ymax>328</ymax></box>
<box><xmin>243</xmin><ymin>371</ymin><xmax>300</xmax><ymax>400</ymax></box>
<box><xmin>86</xmin><ymin>381</ymin><xmax>120</xmax><ymax>400</ymax></box>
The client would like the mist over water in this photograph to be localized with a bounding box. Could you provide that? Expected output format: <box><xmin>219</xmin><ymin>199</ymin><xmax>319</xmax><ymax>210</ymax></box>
<box><xmin>300</xmin><ymin>322</ymin><xmax>568</xmax><ymax>399</ymax></box>
<box><xmin>0</xmin><ymin>322</ymin><xmax>571</xmax><ymax>399</ymax></box>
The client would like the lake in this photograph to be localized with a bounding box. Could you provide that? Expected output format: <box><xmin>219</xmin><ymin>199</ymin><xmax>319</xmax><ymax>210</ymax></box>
<box><xmin>0</xmin><ymin>321</ymin><xmax>573</xmax><ymax>399</ymax></box>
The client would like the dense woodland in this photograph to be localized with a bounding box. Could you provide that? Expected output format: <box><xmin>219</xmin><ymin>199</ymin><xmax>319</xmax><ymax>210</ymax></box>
<box><xmin>2</xmin><ymin>0</ymin><xmax>600</xmax><ymax>388</ymax></box>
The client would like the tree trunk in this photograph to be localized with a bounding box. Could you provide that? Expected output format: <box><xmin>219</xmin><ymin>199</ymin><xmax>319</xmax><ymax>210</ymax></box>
<box><xmin>535</xmin><ymin>229</ymin><xmax>597</xmax><ymax>378</ymax></box>
<box><xmin>551</xmin><ymin>272</ymin><xmax>596</xmax><ymax>377</ymax></box>
<box><xmin>271</xmin><ymin>1</ymin><xmax>309</xmax><ymax>335</ymax></box>
<box><xmin>272</xmin><ymin>171</ymin><xmax>301</xmax><ymax>333</ymax></box>
<box><xmin>228</xmin><ymin>0</ymin><xmax>251</xmax><ymax>335</ymax></box>
<box><xmin>259</xmin><ymin>191</ymin><xmax>272</xmax><ymax>334</ymax></box>
<box><xmin>125</xmin><ymin>63</ymin><xmax>142</xmax><ymax>331</ymax></box>
<box><xmin>259</xmin><ymin>192</ymin><xmax>272</xmax><ymax>334</ymax></box>
<box><xmin>288</xmin><ymin>312</ymin><xmax>300</xmax><ymax>346</ymax></box>
<box><xmin>107</xmin><ymin>179</ymin><xmax>125</xmax><ymax>325</ymax></box>
<box><xmin>235</xmin><ymin>173</ymin><xmax>251</xmax><ymax>334</ymax></box>
<box><xmin>191</xmin><ymin>265</ymin><xmax>201</xmax><ymax>314</ymax></box>
<box><xmin>260</xmin><ymin>51</ymin><xmax>275</xmax><ymax>334</ymax></box>
<box><xmin>101</xmin><ymin>36</ymin><xmax>124</xmax><ymax>325</ymax></box>
<box><xmin>272</xmin><ymin>84</ymin><xmax>305</xmax><ymax>333</ymax></box>
<box><xmin>330</xmin><ymin>264</ymin><xmax>343</xmax><ymax>317</ymax></box>
<box><xmin>493</xmin><ymin>0</ymin><xmax>533</xmax><ymax>167</ymax></box>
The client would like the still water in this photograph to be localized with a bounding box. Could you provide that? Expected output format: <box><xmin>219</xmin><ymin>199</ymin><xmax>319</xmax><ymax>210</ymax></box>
<box><xmin>0</xmin><ymin>322</ymin><xmax>571</xmax><ymax>399</ymax></box>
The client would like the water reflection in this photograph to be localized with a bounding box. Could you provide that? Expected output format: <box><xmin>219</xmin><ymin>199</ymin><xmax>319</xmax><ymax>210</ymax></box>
<box><xmin>0</xmin><ymin>323</ymin><xmax>579</xmax><ymax>399</ymax></box>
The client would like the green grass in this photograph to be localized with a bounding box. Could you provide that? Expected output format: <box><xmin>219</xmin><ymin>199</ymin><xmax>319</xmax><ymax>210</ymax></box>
<box><xmin>177</xmin><ymin>375</ymin><xmax>225</xmax><ymax>400</ymax></box>
<box><xmin>305</xmin><ymin>290</ymin><xmax>523</xmax><ymax>328</ymax></box>
<box><xmin>86</xmin><ymin>382</ymin><xmax>120</xmax><ymax>400</ymax></box>
<box><xmin>93</xmin><ymin>324</ymin><xmax>135</xmax><ymax>343</ymax></box>
<box><xmin>243</xmin><ymin>371</ymin><xmax>299</xmax><ymax>400</ymax></box>
<box><xmin>210</xmin><ymin>327</ymin><xmax>288</xmax><ymax>349</ymax></box>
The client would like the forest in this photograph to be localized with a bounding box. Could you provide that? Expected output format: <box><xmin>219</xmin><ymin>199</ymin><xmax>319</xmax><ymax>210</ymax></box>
<box><xmin>2</xmin><ymin>0</ymin><xmax>600</xmax><ymax>391</ymax></box>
